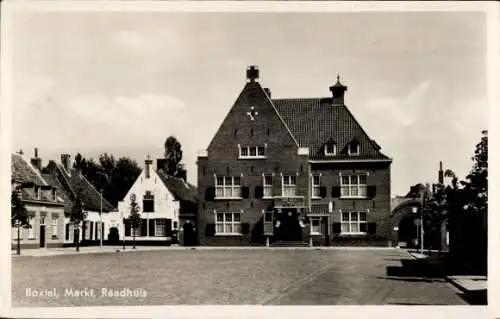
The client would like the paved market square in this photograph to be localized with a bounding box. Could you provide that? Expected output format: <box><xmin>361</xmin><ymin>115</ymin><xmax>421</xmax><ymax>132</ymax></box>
<box><xmin>12</xmin><ymin>248</ymin><xmax>468</xmax><ymax>307</ymax></box>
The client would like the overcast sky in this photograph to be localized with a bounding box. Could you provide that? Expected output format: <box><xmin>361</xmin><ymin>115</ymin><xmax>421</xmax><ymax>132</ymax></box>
<box><xmin>10</xmin><ymin>11</ymin><xmax>487</xmax><ymax>196</ymax></box>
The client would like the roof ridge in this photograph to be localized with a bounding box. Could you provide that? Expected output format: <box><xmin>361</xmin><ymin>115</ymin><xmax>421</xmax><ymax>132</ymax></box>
<box><xmin>79</xmin><ymin>172</ymin><xmax>116</xmax><ymax>211</ymax></box>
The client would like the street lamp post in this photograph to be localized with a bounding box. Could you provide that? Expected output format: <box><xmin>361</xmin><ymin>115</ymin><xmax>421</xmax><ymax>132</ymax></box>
<box><xmin>412</xmin><ymin>205</ymin><xmax>424</xmax><ymax>254</ymax></box>
<box><xmin>100</xmin><ymin>189</ymin><xmax>103</xmax><ymax>250</ymax></box>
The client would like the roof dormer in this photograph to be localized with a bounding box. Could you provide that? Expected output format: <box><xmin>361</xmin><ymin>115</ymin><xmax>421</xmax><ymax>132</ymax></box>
<box><xmin>323</xmin><ymin>139</ymin><xmax>337</xmax><ymax>156</ymax></box>
<box><xmin>347</xmin><ymin>139</ymin><xmax>360</xmax><ymax>156</ymax></box>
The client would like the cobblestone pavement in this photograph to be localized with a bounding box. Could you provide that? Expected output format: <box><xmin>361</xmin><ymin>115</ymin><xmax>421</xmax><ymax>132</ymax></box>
<box><xmin>12</xmin><ymin>248</ymin><xmax>468</xmax><ymax>307</ymax></box>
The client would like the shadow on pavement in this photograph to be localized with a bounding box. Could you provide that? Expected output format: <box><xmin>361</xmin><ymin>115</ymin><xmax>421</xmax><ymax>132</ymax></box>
<box><xmin>456</xmin><ymin>290</ymin><xmax>487</xmax><ymax>305</ymax></box>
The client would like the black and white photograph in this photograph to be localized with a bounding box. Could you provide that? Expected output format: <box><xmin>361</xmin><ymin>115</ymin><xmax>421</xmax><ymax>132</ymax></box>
<box><xmin>1</xmin><ymin>1</ymin><xmax>497</xmax><ymax>318</ymax></box>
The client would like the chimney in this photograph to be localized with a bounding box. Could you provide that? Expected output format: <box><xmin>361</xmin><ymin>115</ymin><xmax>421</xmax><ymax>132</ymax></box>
<box><xmin>145</xmin><ymin>155</ymin><xmax>153</xmax><ymax>179</ymax></box>
<box><xmin>438</xmin><ymin>161</ymin><xmax>444</xmax><ymax>184</ymax></box>
<box><xmin>329</xmin><ymin>74</ymin><xmax>348</xmax><ymax>106</ymax></box>
<box><xmin>30</xmin><ymin>148</ymin><xmax>42</xmax><ymax>171</ymax></box>
<box><xmin>246</xmin><ymin>65</ymin><xmax>259</xmax><ymax>83</ymax></box>
<box><xmin>61</xmin><ymin>154</ymin><xmax>71</xmax><ymax>172</ymax></box>
<box><xmin>264</xmin><ymin>88</ymin><xmax>271</xmax><ymax>98</ymax></box>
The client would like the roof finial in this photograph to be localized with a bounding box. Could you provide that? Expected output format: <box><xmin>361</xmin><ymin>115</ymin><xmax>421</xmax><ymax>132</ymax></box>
<box><xmin>337</xmin><ymin>73</ymin><xmax>340</xmax><ymax>82</ymax></box>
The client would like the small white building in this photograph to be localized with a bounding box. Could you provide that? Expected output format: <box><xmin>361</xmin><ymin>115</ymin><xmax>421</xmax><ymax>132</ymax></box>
<box><xmin>117</xmin><ymin>156</ymin><xmax>197</xmax><ymax>245</ymax></box>
<box><xmin>45</xmin><ymin>155</ymin><xmax>120</xmax><ymax>246</ymax></box>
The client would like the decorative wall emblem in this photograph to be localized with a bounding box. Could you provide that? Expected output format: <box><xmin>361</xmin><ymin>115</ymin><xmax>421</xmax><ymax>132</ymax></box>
<box><xmin>246</xmin><ymin>106</ymin><xmax>259</xmax><ymax>120</ymax></box>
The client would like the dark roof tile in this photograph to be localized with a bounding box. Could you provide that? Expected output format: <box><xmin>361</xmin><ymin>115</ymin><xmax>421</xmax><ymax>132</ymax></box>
<box><xmin>156</xmin><ymin>171</ymin><xmax>197</xmax><ymax>203</ymax></box>
<box><xmin>272</xmin><ymin>98</ymin><xmax>390</xmax><ymax>161</ymax></box>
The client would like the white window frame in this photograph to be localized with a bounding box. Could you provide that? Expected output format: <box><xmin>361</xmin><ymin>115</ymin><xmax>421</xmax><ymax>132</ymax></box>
<box><xmin>324</xmin><ymin>143</ymin><xmax>337</xmax><ymax>156</ymax></box>
<box><xmin>340</xmin><ymin>173</ymin><xmax>368</xmax><ymax>198</ymax></box>
<box><xmin>155</xmin><ymin>219</ymin><xmax>166</xmax><ymax>237</ymax></box>
<box><xmin>282</xmin><ymin>175</ymin><xmax>297</xmax><ymax>197</ymax></box>
<box><xmin>263</xmin><ymin>174</ymin><xmax>273</xmax><ymax>198</ymax></box>
<box><xmin>312</xmin><ymin>174</ymin><xmax>321</xmax><ymax>198</ymax></box>
<box><xmin>263</xmin><ymin>210</ymin><xmax>274</xmax><ymax>234</ymax></box>
<box><xmin>215</xmin><ymin>212</ymin><xmax>242</xmax><ymax>235</ymax></box>
<box><xmin>215</xmin><ymin>176</ymin><xmax>242</xmax><ymax>199</ymax></box>
<box><xmin>348</xmin><ymin>142</ymin><xmax>360</xmax><ymax>155</ymax></box>
<box><xmin>340</xmin><ymin>211</ymin><xmax>367</xmax><ymax>235</ymax></box>
<box><xmin>310</xmin><ymin>218</ymin><xmax>322</xmax><ymax>235</ymax></box>
<box><xmin>238</xmin><ymin>145</ymin><xmax>267</xmax><ymax>159</ymax></box>
<box><xmin>52</xmin><ymin>217</ymin><xmax>58</xmax><ymax>237</ymax></box>
<box><xmin>28</xmin><ymin>216</ymin><xmax>35</xmax><ymax>239</ymax></box>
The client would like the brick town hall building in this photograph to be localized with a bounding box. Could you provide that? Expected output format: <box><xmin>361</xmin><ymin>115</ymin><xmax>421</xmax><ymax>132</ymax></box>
<box><xmin>197</xmin><ymin>66</ymin><xmax>392</xmax><ymax>246</ymax></box>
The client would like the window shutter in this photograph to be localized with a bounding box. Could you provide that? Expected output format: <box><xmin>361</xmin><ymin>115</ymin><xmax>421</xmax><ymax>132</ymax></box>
<box><xmin>149</xmin><ymin>219</ymin><xmax>155</xmax><ymax>237</ymax></box>
<box><xmin>89</xmin><ymin>221</ymin><xmax>94</xmax><ymax>240</ymax></box>
<box><xmin>360</xmin><ymin>223</ymin><xmax>368</xmax><ymax>233</ymax></box>
<box><xmin>368</xmin><ymin>186</ymin><xmax>376</xmax><ymax>198</ymax></box>
<box><xmin>241</xmin><ymin>223</ymin><xmax>250</xmax><ymax>235</ymax></box>
<box><xmin>319</xmin><ymin>186</ymin><xmax>327</xmax><ymax>198</ymax></box>
<box><xmin>367</xmin><ymin>222</ymin><xmax>377</xmax><ymax>235</ymax></box>
<box><xmin>332</xmin><ymin>186</ymin><xmax>341</xmax><ymax>198</ymax></box>
<box><xmin>82</xmin><ymin>222</ymin><xmax>87</xmax><ymax>240</ymax></box>
<box><xmin>241</xmin><ymin>186</ymin><xmax>250</xmax><ymax>199</ymax></box>
<box><xmin>141</xmin><ymin>219</ymin><xmax>147</xmax><ymax>237</ymax></box>
<box><xmin>205</xmin><ymin>187</ymin><xmax>215</xmax><ymax>201</ymax></box>
<box><xmin>332</xmin><ymin>222</ymin><xmax>342</xmax><ymax>234</ymax></box>
<box><xmin>255</xmin><ymin>186</ymin><xmax>264</xmax><ymax>199</ymax></box>
<box><xmin>205</xmin><ymin>223</ymin><xmax>216</xmax><ymax>237</ymax></box>
<box><xmin>125</xmin><ymin>219</ymin><xmax>131</xmax><ymax>236</ymax></box>
<box><xmin>65</xmin><ymin>224</ymin><xmax>70</xmax><ymax>241</ymax></box>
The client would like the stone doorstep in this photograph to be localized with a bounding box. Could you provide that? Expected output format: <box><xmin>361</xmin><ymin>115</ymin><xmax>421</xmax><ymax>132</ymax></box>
<box><xmin>446</xmin><ymin>276</ymin><xmax>487</xmax><ymax>292</ymax></box>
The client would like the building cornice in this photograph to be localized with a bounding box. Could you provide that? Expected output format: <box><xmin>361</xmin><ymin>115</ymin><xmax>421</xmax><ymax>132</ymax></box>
<box><xmin>309</xmin><ymin>158</ymin><xmax>393</xmax><ymax>164</ymax></box>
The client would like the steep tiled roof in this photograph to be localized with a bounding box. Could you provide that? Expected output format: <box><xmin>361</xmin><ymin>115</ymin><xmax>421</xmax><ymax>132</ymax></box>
<box><xmin>272</xmin><ymin>98</ymin><xmax>390</xmax><ymax>161</ymax></box>
<box><xmin>42</xmin><ymin>172</ymin><xmax>74</xmax><ymax>214</ymax></box>
<box><xmin>49</xmin><ymin>162</ymin><xmax>117</xmax><ymax>213</ymax></box>
<box><xmin>11</xmin><ymin>154</ymin><xmax>47</xmax><ymax>185</ymax></box>
<box><xmin>156</xmin><ymin>171</ymin><xmax>197</xmax><ymax>203</ymax></box>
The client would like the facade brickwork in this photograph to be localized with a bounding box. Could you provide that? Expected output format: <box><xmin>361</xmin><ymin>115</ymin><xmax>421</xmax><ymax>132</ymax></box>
<box><xmin>197</xmin><ymin>67</ymin><xmax>392</xmax><ymax>246</ymax></box>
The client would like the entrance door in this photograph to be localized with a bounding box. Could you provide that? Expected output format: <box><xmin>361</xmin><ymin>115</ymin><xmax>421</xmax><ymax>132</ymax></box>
<box><xmin>278</xmin><ymin>209</ymin><xmax>302</xmax><ymax>241</ymax></box>
<box><xmin>39</xmin><ymin>225</ymin><xmax>46</xmax><ymax>248</ymax></box>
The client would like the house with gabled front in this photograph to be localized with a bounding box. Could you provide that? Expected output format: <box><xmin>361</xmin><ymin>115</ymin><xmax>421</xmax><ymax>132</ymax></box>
<box><xmin>197</xmin><ymin>66</ymin><xmax>392</xmax><ymax>246</ymax></box>
<box><xmin>45</xmin><ymin>154</ymin><xmax>120</xmax><ymax>246</ymax></box>
<box><xmin>117</xmin><ymin>156</ymin><xmax>198</xmax><ymax>246</ymax></box>
<box><xmin>11</xmin><ymin>149</ymin><xmax>66</xmax><ymax>249</ymax></box>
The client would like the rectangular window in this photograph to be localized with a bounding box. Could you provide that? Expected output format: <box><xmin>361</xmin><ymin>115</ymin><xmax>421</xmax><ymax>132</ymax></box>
<box><xmin>341</xmin><ymin>212</ymin><xmax>367</xmax><ymax>234</ymax></box>
<box><xmin>85</xmin><ymin>221</ymin><xmax>90</xmax><ymax>239</ymax></box>
<box><xmin>312</xmin><ymin>175</ymin><xmax>321</xmax><ymax>198</ymax></box>
<box><xmin>34</xmin><ymin>187</ymin><xmax>41</xmax><ymax>200</ymax></box>
<box><xmin>348</xmin><ymin>142</ymin><xmax>360</xmax><ymax>155</ymax></box>
<box><xmin>52</xmin><ymin>189</ymin><xmax>57</xmax><ymax>201</ymax></box>
<box><xmin>28</xmin><ymin>216</ymin><xmax>35</xmax><ymax>239</ymax></box>
<box><xmin>340</xmin><ymin>174</ymin><xmax>368</xmax><ymax>198</ymax></box>
<box><xmin>282</xmin><ymin>175</ymin><xmax>297</xmax><ymax>197</ymax></box>
<box><xmin>325</xmin><ymin>143</ymin><xmax>336</xmax><ymax>156</ymax></box>
<box><xmin>263</xmin><ymin>175</ymin><xmax>273</xmax><ymax>198</ymax></box>
<box><xmin>143</xmin><ymin>192</ymin><xmax>155</xmax><ymax>212</ymax></box>
<box><xmin>155</xmin><ymin>219</ymin><xmax>166</xmax><ymax>236</ymax></box>
<box><xmin>263</xmin><ymin>211</ymin><xmax>273</xmax><ymax>234</ymax></box>
<box><xmin>90</xmin><ymin>221</ymin><xmax>94</xmax><ymax>240</ymax></box>
<box><xmin>311</xmin><ymin>218</ymin><xmax>321</xmax><ymax>234</ymax></box>
<box><xmin>95</xmin><ymin>222</ymin><xmax>100</xmax><ymax>240</ymax></box>
<box><xmin>215</xmin><ymin>176</ymin><xmax>241</xmax><ymax>199</ymax></box>
<box><xmin>52</xmin><ymin>218</ymin><xmax>58</xmax><ymax>237</ymax></box>
<box><xmin>215</xmin><ymin>212</ymin><xmax>242</xmax><ymax>235</ymax></box>
<box><xmin>239</xmin><ymin>146</ymin><xmax>266</xmax><ymax>159</ymax></box>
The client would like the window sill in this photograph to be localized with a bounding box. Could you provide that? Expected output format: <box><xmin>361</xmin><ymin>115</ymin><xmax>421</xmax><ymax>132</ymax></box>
<box><xmin>214</xmin><ymin>197</ymin><xmax>243</xmax><ymax>201</ymax></box>
<box><xmin>339</xmin><ymin>232</ymin><xmax>367</xmax><ymax>236</ymax></box>
<box><xmin>215</xmin><ymin>233</ymin><xmax>243</xmax><ymax>236</ymax></box>
<box><xmin>311</xmin><ymin>197</ymin><xmax>322</xmax><ymax>200</ymax></box>
<box><xmin>262</xmin><ymin>196</ymin><xmax>274</xmax><ymax>200</ymax></box>
<box><xmin>310</xmin><ymin>232</ymin><xmax>322</xmax><ymax>236</ymax></box>
<box><xmin>339</xmin><ymin>196</ymin><xmax>369</xmax><ymax>200</ymax></box>
<box><xmin>238</xmin><ymin>156</ymin><xmax>267</xmax><ymax>160</ymax></box>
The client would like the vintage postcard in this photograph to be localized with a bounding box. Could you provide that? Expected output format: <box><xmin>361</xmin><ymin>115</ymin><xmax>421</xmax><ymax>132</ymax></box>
<box><xmin>1</xmin><ymin>1</ymin><xmax>497</xmax><ymax>318</ymax></box>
